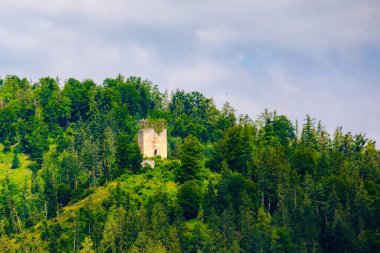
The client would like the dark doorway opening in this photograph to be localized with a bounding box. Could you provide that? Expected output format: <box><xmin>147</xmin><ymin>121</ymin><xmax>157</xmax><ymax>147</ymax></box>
<box><xmin>154</xmin><ymin>149</ymin><xmax>158</xmax><ymax>155</ymax></box>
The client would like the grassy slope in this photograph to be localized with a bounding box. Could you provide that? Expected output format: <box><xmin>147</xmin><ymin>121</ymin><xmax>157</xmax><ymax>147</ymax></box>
<box><xmin>53</xmin><ymin>159</ymin><xmax>220</xmax><ymax>227</ymax></box>
<box><xmin>3</xmin><ymin>149</ymin><xmax>221</xmax><ymax>249</ymax></box>
<box><xmin>54</xmin><ymin>161</ymin><xmax>181</xmax><ymax>229</ymax></box>
<box><xmin>0</xmin><ymin>144</ymin><xmax>33</xmax><ymax>188</ymax></box>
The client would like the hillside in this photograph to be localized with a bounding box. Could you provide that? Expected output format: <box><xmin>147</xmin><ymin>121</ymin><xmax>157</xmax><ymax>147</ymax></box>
<box><xmin>0</xmin><ymin>75</ymin><xmax>379</xmax><ymax>253</ymax></box>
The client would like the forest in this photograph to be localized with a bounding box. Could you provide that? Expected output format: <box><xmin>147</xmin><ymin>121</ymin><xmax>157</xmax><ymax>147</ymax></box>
<box><xmin>0</xmin><ymin>74</ymin><xmax>378</xmax><ymax>252</ymax></box>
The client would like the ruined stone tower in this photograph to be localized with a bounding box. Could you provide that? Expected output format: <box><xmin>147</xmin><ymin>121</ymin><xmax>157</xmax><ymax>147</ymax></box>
<box><xmin>138</xmin><ymin>120</ymin><xmax>167</xmax><ymax>159</ymax></box>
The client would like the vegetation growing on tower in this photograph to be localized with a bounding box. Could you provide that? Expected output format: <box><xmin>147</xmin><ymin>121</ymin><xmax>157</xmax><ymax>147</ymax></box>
<box><xmin>138</xmin><ymin>118</ymin><xmax>167</xmax><ymax>133</ymax></box>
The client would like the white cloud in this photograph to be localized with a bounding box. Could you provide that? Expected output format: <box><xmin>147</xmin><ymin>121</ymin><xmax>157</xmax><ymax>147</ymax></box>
<box><xmin>0</xmin><ymin>0</ymin><xmax>379</xmax><ymax>144</ymax></box>
<box><xmin>166</xmin><ymin>61</ymin><xmax>232</xmax><ymax>91</ymax></box>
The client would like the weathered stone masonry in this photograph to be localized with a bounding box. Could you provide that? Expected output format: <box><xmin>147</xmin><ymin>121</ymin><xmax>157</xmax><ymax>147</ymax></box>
<box><xmin>138</xmin><ymin>127</ymin><xmax>167</xmax><ymax>159</ymax></box>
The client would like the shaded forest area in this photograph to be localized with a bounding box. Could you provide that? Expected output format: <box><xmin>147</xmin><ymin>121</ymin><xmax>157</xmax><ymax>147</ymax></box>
<box><xmin>0</xmin><ymin>75</ymin><xmax>379</xmax><ymax>252</ymax></box>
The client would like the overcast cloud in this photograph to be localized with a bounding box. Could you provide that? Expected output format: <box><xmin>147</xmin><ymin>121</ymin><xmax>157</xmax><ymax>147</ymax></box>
<box><xmin>1</xmin><ymin>0</ymin><xmax>379</xmax><ymax>144</ymax></box>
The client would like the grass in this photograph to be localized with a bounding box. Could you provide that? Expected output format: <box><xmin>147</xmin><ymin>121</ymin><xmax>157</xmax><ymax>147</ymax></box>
<box><xmin>56</xmin><ymin>183</ymin><xmax>114</xmax><ymax>223</ymax></box>
<box><xmin>56</xmin><ymin>165</ymin><xmax>179</xmax><ymax>226</ymax></box>
<box><xmin>0</xmin><ymin>148</ymin><xmax>182</xmax><ymax>239</ymax></box>
<box><xmin>0</xmin><ymin>144</ymin><xmax>33</xmax><ymax>189</ymax></box>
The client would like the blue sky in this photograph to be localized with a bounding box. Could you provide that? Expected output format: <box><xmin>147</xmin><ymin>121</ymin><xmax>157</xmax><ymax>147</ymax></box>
<box><xmin>1</xmin><ymin>0</ymin><xmax>380</xmax><ymax>144</ymax></box>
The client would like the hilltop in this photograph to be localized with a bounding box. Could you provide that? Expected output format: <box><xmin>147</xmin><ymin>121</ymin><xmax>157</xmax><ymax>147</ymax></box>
<box><xmin>0</xmin><ymin>75</ymin><xmax>379</xmax><ymax>252</ymax></box>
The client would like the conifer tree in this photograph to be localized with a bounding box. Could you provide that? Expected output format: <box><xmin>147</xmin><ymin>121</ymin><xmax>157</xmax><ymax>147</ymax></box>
<box><xmin>80</xmin><ymin>237</ymin><xmax>95</xmax><ymax>253</ymax></box>
<box><xmin>11</xmin><ymin>152</ymin><xmax>20</xmax><ymax>169</ymax></box>
<box><xmin>167</xmin><ymin>227</ymin><xmax>182</xmax><ymax>253</ymax></box>
<box><xmin>151</xmin><ymin>202</ymin><xmax>168</xmax><ymax>242</ymax></box>
<box><xmin>179</xmin><ymin>135</ymin><xmax>204</xmax><ymax>182</ymax></box>
<box><xmin>177</xmin><ymin>181</ymin><xmax>201</xmax><ymax>220</ymax></box>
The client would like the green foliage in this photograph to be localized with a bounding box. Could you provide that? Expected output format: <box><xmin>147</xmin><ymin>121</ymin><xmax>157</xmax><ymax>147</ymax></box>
<box><xmin>181</xmin><ymin>220</ymin><xmax>224</xmax><ymax>252</ymax></box>
<box><xmin>63</xmin><ymin>78</ymin><xmax>96</xmax><ymax>121</ymax></box>
<box><xmin>169</xmin><ymin>90</ymin><xmax>229</xmax><ymax>142</ymax></box>
<box><xmin>261</xmin><ymin>113</ymin><xmax>295</xmax><ymax>147</ymax></box>
<box><xmin>168</xmin><ymin>136</ymin><xmax>182</xmax><ymax>159</ymax></box>
<box><xmin>0</xmin><ymin>74</ymin><xmax>378</xmax><ymax>253</ymax></box>
<box><xmin>44</xmin><ymin>91</ymin><xmax>71</xmax><ymax>128</ymax></box>
<box><xmin>167</xmin><ymin>227</ymin><xmax>182</xmax><ymax>253</ymax></box>
<box><xmin>116</xmin><ymin>133</ymin><xmax>142</xmax><ymax>174</ymax></box>
<box><xmin>3</xmin><ymin>139</ymin><xmax>11</xmax><ymax>153</ymax></box>
<box><xmin>128</xmin><ymin>232</ymin><xmax>167</xmax><ymax>253</ymax></box>
<box><xmin>150</xmin><ymin>202</ymin><xmax>169</xmax><ymax>242</ymax></box>
<box><xmin>218</xmin><ymin>123</ymin><xmax>255</xmax><ymax>174</ymax></box>
<box><xmin>179</xmin><ymin>135</ymin><xmax>204</xmax><ymax>182</ymax></box>
<box><xmin>80</xmin><ymin>236</ymin><xmax>95</xmax><ymax>253</ymax></box>
<box><xmin>138</xmin><ymin>118</ymin><xmax>167</xmax><ymax>133</ymax></box>
<box><xmin>101</xmin><ymin>127</ymin><xmax>117</xmax><ymax>181</ymax></box>
<box><xmin>177</xmin><ymin>181</ymin><xmax>202</xmax><ymax>220</ymax></box>
<box><xmin>11</xmin><ymin>152</ymin><xmax>20</xmax><ymax>169</ymax></box>
<box><xmin>0</xmin><ymin>234</ymin><xmax>16</xmax><ymax>253</ymax></box>
<box><xmin>99</xmin><ymin>207</ymin><xmax>125</xmax><ymax>252</ymax></box>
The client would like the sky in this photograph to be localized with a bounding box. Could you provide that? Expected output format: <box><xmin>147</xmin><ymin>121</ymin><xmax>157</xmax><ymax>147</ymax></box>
<box><xmin>1</xmin><ymin>0</ymin><xmax>380</xmax><ymax>144</ymax></box>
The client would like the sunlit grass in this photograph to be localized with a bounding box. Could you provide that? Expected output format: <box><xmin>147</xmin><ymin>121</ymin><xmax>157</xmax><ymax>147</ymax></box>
<box><xmin>0</xmin><ymin>144</ymin><xmax>33</xmax><ymax>189</ymax></box>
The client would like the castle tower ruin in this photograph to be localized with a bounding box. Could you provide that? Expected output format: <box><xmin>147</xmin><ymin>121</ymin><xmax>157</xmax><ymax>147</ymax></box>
<box><xmin>138</xmin><ymin>120</ymin><xmax>167</xmax><ymax>159</ymax></box>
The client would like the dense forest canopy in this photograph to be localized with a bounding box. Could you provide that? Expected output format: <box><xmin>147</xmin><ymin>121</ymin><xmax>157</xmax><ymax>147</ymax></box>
<box><xmin>0</xmin><ymin>74</ymin><xmax>379</xmax><ymax>252</ymax></box>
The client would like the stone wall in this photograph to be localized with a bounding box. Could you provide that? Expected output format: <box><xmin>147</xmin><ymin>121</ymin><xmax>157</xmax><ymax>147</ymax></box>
<box><xmin>138</xmin><ymin>128</ymin><xmax>167</xmax><ymax>159</ymax></box>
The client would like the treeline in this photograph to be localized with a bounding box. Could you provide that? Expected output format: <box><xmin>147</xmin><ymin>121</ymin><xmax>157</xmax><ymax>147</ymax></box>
<box><xmin>0</xmin><ymin>75</ymin><xmax>379</xmax><ymax>252</ymax></box>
